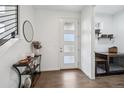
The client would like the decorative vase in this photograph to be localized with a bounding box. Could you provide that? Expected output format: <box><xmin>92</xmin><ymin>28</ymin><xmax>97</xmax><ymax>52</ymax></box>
<box><xmin>32</xmin><ymin>41</ymin><xmax>42</xmax><ymax>56</ymax></box>
<box><xmin>34</xmin><ymin>49</ymin><xmax>41</xmax><ymax>56</ymax></box>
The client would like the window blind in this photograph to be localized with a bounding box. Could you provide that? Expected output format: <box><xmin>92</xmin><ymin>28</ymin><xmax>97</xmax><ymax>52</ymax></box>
<box><xmin>0</xmin><ymin>5</ymin><xmax>18</xmax><ymax>46</ymax></box>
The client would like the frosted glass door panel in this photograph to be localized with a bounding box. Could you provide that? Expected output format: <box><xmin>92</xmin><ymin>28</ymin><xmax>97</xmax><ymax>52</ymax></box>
<box><xmin>64</xmin><ymin>22</ymin><xmax>75</xmax><ymax>31</ymax></box>
<box><xmin>64</xmin><ymin>56</ymin><xmax>75</xmax><ymax>64</ymax></box>
<box><xmin>64</xmin><ymin>34</ymin><xmax>75</xmax><ymax>41</ymax></box>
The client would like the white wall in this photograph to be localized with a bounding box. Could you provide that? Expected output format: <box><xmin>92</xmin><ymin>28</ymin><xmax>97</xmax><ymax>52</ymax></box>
<box><xmin>95</xmin><ymin>14</ymin><xmax>113</xmax><ymax>33</ymax></box>
<box><xmin>81</xmin><ymin>6</ymin><xmax>95</xmax><ymax>79</ymax></box>
<box><xmin>113</xmin><ymin>11</ymin><xmax>124</xmax><ymax>52</ymax></box>
<box><xmin>0</xmin><ymin>6</ymin><xmax>35</xmax><ymax>88</ymax></box>
<box><xmin>95</xmin><ymin>14</ymin><xmax>116</xmax><ymax>52</ymax></box>
<box><xmin>95</xmin><ymin>11</ymin><xmax>124</xmax><ymax>53</ymax></box>
<box><xmin>34</xmin><ymin>9</ymin><xmax>80</xmax><ymax>71</ymax></box>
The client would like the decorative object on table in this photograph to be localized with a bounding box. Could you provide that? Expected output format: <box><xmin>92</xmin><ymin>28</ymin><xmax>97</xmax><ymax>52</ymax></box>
<box><xmin>27</xmin><ymin>56</ymin><xmax>32</xmax><ymax>61</ymax></box>
<box><xmin>32</xmin><ymin>41</ymin><xmax>42</xmax><ymax>56</ymax></box>
<box><xmin>18</xmin><ymin>58</ymin><xmax>29</xmax><ymax>64</ymax></box>
<box><xmin>31</xmin><ymin>53</ymin><xmax>35</xmax><ymax>57</ymax></box>
<box><xmin>18</xmin><ymin>55</ymin><xmax>32</xmax><ymax>64</ymax></box>
<box><xmin>23</xmin><ymin>77</ymin><xmax>32</xmax><ymax>88</ymax></box>
<box><xmin>23</xmin><ymin>20</ymin><xmax>34</xmax><ymax>42</ymax></box>
<box><xmin>109</xmin><ymin>46</ymin><xmax>118</xmax><ymax>53</ymax></box>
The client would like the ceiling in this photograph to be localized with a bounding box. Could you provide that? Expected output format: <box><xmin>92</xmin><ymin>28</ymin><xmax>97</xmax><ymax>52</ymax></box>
<box><xmin>33</xmin><ymin>5</ymin><xmax>124</xmax><ymax>15</ymax></box>
<box><xmin>95</xmin><ymin>5</ymin><xmax>124</xmax><ymax>15</ymax></box>
<box><xmin>33</xmin><ymin>5</ymin><xmax>84</xmax><ymax>12</ymax></box>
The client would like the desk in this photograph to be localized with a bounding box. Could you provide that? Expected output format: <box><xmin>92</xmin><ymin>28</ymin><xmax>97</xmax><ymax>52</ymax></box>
<box><xmin>95</xmin><ymin>52</ymin><xmax>124</xmax><ymax>75</ymax></box>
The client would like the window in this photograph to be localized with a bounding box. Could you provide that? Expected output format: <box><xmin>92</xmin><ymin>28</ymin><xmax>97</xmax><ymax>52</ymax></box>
<box><xmin>0</xmin><ymin>5</ymin><xmax>18</xmax><ymax>46</ymax></box>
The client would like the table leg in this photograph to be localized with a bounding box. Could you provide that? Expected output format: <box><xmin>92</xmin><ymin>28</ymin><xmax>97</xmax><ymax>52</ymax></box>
<box><xmin>95</xmin><ymin>62</ymin><xmax>97</xmax><ymax>75</ymax></box>
<box><xmin>13</xmin><ymin>65</ymin><xmax>21</xmax><ymax>88</ymax></box>
<box><xmin>39</xmin><ymin>55</ymin><xmax>41</xmax><ymax>72</ymax></box>
<box><xmin>106</xmin><ymin>56</ymin><xmax>110</xmax><ymax>74</ymax></box>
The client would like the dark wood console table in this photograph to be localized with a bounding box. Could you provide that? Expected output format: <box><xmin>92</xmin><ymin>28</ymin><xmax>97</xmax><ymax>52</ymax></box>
<box><xmin>13</xmin><ymin>55</ymin><xmax>41</xmax><ymax>88</ymax></box>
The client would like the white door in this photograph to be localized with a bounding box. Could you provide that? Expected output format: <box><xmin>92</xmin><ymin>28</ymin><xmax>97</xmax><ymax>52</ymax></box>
<box><xmin>59</xmin><ymin>18</ymin><xmax>79</xmax><ymax>69</ymax></box>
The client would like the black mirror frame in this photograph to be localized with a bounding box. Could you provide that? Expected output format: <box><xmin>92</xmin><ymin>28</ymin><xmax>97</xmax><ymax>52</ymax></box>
<box><xmin>23</xmin><ymin>20</ymin><xmax>34</xmax><ymax>42</ymax></box>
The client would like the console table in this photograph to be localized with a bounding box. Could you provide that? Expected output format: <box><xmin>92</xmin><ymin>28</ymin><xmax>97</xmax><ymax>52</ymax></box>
<box><xmin>96</xmin><ymin>52</ymin><xmax>124</xmax><ymax>75</ymax></box>
<box><xmin>13</xmin><ymin>55</ymin><xmax>41</xmax><ymax>88</ymax></box>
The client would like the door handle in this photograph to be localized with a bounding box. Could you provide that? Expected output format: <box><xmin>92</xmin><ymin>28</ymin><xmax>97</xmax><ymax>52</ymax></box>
<box><xmin>60</xmin><ymin>48</ymin><xmax>63</xmax><ymax>52</ymax></box>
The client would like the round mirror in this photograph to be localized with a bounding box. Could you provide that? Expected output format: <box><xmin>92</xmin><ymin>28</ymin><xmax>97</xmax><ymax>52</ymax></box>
<box><xmin>23</xmin><ymin>20</ymin><xmax>34</xmax><ymax>42</ymax></box>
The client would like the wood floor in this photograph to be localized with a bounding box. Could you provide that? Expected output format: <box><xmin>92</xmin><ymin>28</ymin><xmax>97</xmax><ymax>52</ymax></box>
<box><xmin>34</xmin><ymin>69</ymin><xmax>124</xmax><ymax>88</ymax></box>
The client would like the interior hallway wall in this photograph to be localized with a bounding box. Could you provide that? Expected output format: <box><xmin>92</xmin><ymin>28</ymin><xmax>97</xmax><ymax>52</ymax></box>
<box><xmin>0</xmin><ymin>6</ymin><xmax>35</xmax><ymax>88</ymax></box>
<box><xmin>95</xmin><ymin>10</ymin><xmax>124</xmax><ymax>53</ymax></box>
<box><xmin>81</xmin><ymin>6</ymin><xmax>95</xmax><ymax>79</ymax></box>
<box><xmin>95</xmin><ymin>13</ymin><xmax>116</xmax><ymax>52</ymax></box>
<box><xmin>34</xmin><ymin>8</ymin><xmax>80</xmax><ymax>71</ymax></box>
<box><xmin>113</xmin><ymin>11</ymin><xmax>124</xmax><ymax>53</ymax></box>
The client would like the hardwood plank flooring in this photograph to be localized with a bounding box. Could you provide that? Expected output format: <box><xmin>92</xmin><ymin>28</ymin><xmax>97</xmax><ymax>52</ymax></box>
<box><xmin>34</xmin><ymin>69</ymin><xmax>124</xmax><ymax>88</ymax></box>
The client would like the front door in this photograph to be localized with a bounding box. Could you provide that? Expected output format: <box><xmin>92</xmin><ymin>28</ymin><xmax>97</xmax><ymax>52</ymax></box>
<box><xmin>59</xmin><ymin>18</ymin><xmax>79</xmax><ymax>69</ymax></box>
